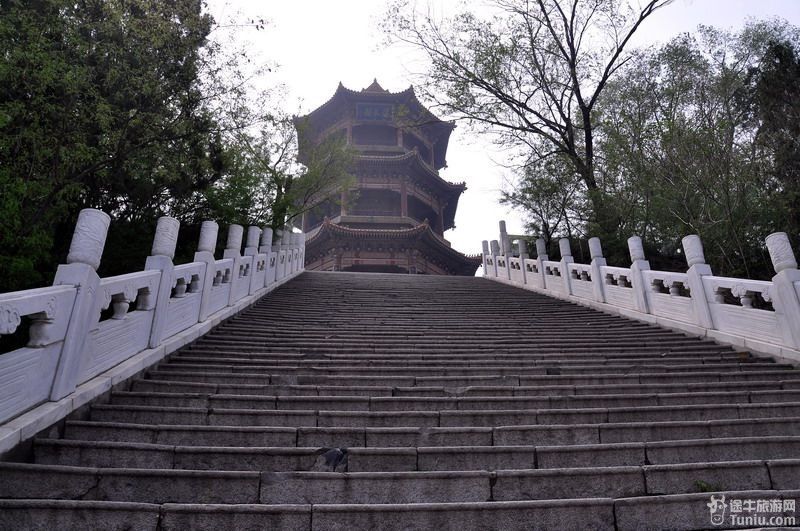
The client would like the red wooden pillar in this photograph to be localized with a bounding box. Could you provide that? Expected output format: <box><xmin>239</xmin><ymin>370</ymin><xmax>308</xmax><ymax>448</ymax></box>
<box><xmin>400</xmin><ymin>180</ymin><xmax>408</xmax><ymax>217</ymax></box>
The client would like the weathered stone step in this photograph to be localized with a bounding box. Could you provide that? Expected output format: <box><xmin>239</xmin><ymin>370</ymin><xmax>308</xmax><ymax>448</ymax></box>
<box><xmin>0</xmin><ymin>499</ymin><xmax>162</xmax><ymax>531</ymax></box>
<box><xmin>150</xmin><ymin>362</ymin><xmax>784</xmax><ymax>379</ymax></box>
<box><xmin>130</xmin><ymin>377</ymin><xmax>800</xmax><ymax>397</ymax></box>
<box><xmin>174</xmin><ymin>351</ymin><xmax>750</xmax><ymax>364</ymax></box>
<box><xmin>64</xmin><ymin>417</ymin><xmax>800</xmax><ymax>448</ymax></box>
<box><xmin>4</xmin><ymin>489</ymin><xmax>800</xmax><ymax>531</ymax></box>
<box><xmin>169</xmin><ymin>354</ymin><xmax>759</xmax><ymax>367</ymax></box>
<box><xmin>141</xmin><ymin>368</ymin><xmax>800</xmax><ymax>387</ymax></box>
<box><xmin>88</xmin><ymin>401</ymin><xmax>800</xmax><ymax>427</ymax></box>
<box><xmin>165</xmin><ymin>355</ymin><xmax>778</xmax><ymax>372</ymax></box>
<box><xmin>108</xmin><ymin>389</ymin><xmax>800</xmax><ymax>411</ymax></box>
<box><xmin>5</xmin><ymin>459</ymin><xmax>799</xmax><ymax>508</ymax></box>
<box><xmin>30</xmin><ymin>436</ymin><xmax>800</xmax><ymax>472</ymax></box>
<box><xmin>188</xmin><ymin>338</ymin><xmax>732</xmax><ymax>351</ymax></box>
<box><xmin>200</xmin><ymin>330</ymin><xmax>698</xmax><ymax>344</ymax></box>
<box><xmin>204</xmin><ymin>327</ymin><xmax>713</xmax><ymax>338</ymax></box>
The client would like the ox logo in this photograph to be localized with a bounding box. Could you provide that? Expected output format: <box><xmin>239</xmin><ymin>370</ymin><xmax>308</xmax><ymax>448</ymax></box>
<box><xmin>707</xmin><ymin>494</ymin><xmax>727</xmax><ymax>526</ymax></box>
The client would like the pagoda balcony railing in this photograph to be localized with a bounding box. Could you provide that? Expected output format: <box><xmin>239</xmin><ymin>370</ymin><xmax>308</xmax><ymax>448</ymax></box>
<box><xmin>0</xmin><ymin>210</ymin><xmax>306</xmax><ymax>451</ymax></box>
<box><xmin>481</xmin><ymin>220</ymin><xmax>800</xmax><ymax>364</ymax></box>
<box><xmin>349</xmin><ymin>209</ymin><xmax>402</xmax><ymax>217</ymax></box>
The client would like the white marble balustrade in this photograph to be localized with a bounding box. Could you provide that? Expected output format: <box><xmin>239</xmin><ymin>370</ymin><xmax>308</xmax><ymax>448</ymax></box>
<box><xmin>482</xmin><ymin>222</ymin><xmax>800</xmax><ymax>363</ymax></box>
<box><xmin>0</xmin><ymin>210</ymin><xmax>306</xmax><ymax>432</ymax></box>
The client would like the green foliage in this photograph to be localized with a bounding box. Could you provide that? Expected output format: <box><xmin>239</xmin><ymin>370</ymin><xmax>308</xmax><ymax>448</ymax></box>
<box><xmin>751</xmin><ymin>38</ymin><xmax>800</xmax><ymax>240</ymax></box>
<box><xmin>384</xmin><ymin>0</ymin><xmax>672</xmax><ymax>239</ymax></box>
<box><xmin>198</xmin><ymin>115</ymin><xmax>356</xmax><ymax>232</ymax></box>
<box><xmin>0</xmin><ymin>1</ymin><xmax>353</xmax><ymax>291</ymax></box>
<box><xmin>693</xmin><ymin>479</ymin><xmax>723</xmax><ymax>493</ymax></box>
<box><xmin>0</xmin><ymin>0</ymin><xmax>223</xmax><ymax>289</ymax></box>
<box><xmin>596</xmin><ymin>21</ymin><xmax>800</xmax><ymax>277</ymax></box>
<box><xmin>500</xmin><ymin>155</ymin><xmax>586</xmax><ymax>249</ymax></box>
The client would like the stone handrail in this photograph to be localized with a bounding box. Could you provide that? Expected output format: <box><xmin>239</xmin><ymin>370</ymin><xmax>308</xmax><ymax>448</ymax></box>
<box><xmin>482</xmin><ymin>222</ymin><xmax>800</xmax><ymax>363</ymax></box>
<box><xmin>0</xmin><ymin>210</ymin><xmax>306</xmax><ymax>435</ymax></box>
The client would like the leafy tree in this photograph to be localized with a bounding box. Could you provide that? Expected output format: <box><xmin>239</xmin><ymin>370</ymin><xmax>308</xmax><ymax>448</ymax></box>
<box><xmin>751</xmin><ymin>39</ymin><xmax>800</xmax><ymax>240</ymax></box>
<box><xmin>500</xmin><ymin>154</ymin><xmax>586</xmax><ymax>249</ymax></box>
<box><xmin>596</xmin><ymin>21</ymin><xmax>800</xmax><ymax>277</ymax></box>
<box><xmin>187</xmin><ymin>114</ymin><xmax>356</xmax><ymax>233</ymax></box>
<box><xmin>0</xmin><ymin>0</ymin><xmax>226</xmax><ymax>289</ymax></box>
<box><xmin>384</xmin><ymin>0</ymin><xmax>672</xmax><ymax>239</ymax></box>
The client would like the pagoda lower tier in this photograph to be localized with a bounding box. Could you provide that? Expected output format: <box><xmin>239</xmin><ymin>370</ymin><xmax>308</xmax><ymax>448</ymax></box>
<box><xmin>304</xmin><ymin>219</ymin><xmax>482</xmax><ymax>276</ymax></box>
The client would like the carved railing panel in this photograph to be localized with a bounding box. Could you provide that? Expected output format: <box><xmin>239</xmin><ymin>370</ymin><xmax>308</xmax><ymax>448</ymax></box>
<box><xmin>567</xmin><ymin>263</ymin><xmax>594</xmax><ymax>301</ymax></box>
<box><xmin>642</xmin><ymin>271</ymin><xmax>695</xmax><ymax>324</ymax></box>
<box><xmin>82</xmin><ymin>271</ymin><xmax>161</xmax><ymax>382</ymax></box>
<box><xmin>702</xmin><ymin>276</ymin><xmax>781</xmax><ymax>344</ymax></box>
<box><xmin>0</xmin><ymin>285</ymin><xmax>77</xmax><ymax>423</ymax></box>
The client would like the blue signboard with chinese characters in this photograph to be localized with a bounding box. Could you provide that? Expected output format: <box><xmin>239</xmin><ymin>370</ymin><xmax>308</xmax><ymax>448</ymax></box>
<box><xmin>356</xmin><ymin>103</ymin><xmax>393</xmax><ymax>122</ymax></box>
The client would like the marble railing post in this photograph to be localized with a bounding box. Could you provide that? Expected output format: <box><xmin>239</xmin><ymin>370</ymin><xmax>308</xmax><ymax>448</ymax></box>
<box><xmin>489</xmin><ymin>240</ymin><xmax>500</xmax><ymax>277</ymax></box>
<box><xmin>558</xmin><ymin>238</ymin><xmax>574</xmax><ymax>295</ymax></box>
<box><xmin>766</xmin><ymin>232</ymin><xmax>800</xmax><ymax>348</ymax></box>
<box><xmin>245</xmin><ymin>226</ymin><xmax>264</xmax><ymax>294</ymax></box>
<box><xmin>194</xmin><ymin>221</ymin><xmax>219</xmax><ymax>321</ymax></box>
<box><xmin>50</xmin><ymin>209</ymin><xmax>111</xmax><ymax>400</ymax></box>
<box><xmin>284</xmin><ymin>232</ymin><xmax>293</xmax><ymax>274</ymax></box>
<box><xmin>223</xmin><ymin>224</ymin><xmax>244</xmax><ymax>305</ymax></box>
<box><xmin>627</xmin><ymin>236</ymin><xmax>651</xmax><ymax>314</ymax></box>
<box><xmin>259</xmin><ymin>227</ymin><xmax>276</xmax><ymax>286</ymax></box>
<box><xmin>588</xmin><ymin>237</ymin><xmax>607</xmax><ymax>303</ymax></box>
<box><xmin>244</xmin><ymin>226</ymin><xmax>261</xmax><ymax>256</ymax></box>
<box><xmin>499</xmin><ymin>221</ymin><xmax>509</xmax><ymax>256</ymax></box>
<box><xmin>481</xmin><ymin>241</ymin><xmax>490</xmax><ymax>276</ymax></box>
<box><xmin>518</xmin><ymin>239</ymin><xmax>529</xmax><ymax>260</ymax></box>
<box><xmin>535</xmin><ymin>238</ymin><xmax>549</xmax><ymax>289</ymax></box>
<box><xmin>290</xmin><ymin>233</ymin><xmax>299</xmax><ymax>274</ymax></box>
<box><xmin>273</xmin><ymin>228</ymin><xmax>287</xmax><ymax>280</ymax></box>
<box><xmin>681</xmin><ymin>234</ymin><xmax>714</xmax><ymax>329</ymax></box>
<box><xmin>498</xmin><ymin>221</ymin><xmax>512</xmax><ymax>280</ymax></box>
<box><xmin>517</xmin><ymin>239</ymin><xmax>529</xmax><ymax>284</ymax></box>
<box><xmin>298</xmin><ymin>233</ymin><xmax>306</xmax><ymax>270</ymax></box>
<box><xmin>145</xmin><ymin>216</ymin><xmax>180</xmax><ymax>348</ymax></box>
<box><xmin>259</xmin><ymin>227</ymin><xmax>274</xmax><ymax>254</ymax></box>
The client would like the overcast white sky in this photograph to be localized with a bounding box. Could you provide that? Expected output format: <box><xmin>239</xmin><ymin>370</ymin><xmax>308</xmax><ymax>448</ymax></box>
<box><xmin>206</xmin><ymin>0</ymin><xmax>799</xmax><ymax>260</ymax></box>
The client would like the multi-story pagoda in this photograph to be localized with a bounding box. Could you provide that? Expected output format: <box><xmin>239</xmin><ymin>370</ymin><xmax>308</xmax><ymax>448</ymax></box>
<box><xmin>295</xmin><ymin>80</ymin><xmax>481</xmax><ymax>276</ymax></box>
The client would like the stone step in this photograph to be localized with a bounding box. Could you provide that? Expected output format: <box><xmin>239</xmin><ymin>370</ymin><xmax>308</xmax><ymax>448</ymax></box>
<box><xmin>6</xmin><ymin>459</ymin><xmax>800</xmax><ymax>504</ymax></box>
<box><xmin>172</xmin><ymin>353</ymin><xmax>752</xmax><ymax>365</ymax></box>
<box><xmin>32</xmin><ymin>436</ymin><xmax>800</xmax><ymax>472</ymax></box>
<box><xmin>202</xmin><ymin>334</ymin><xmax>703</xmax><ymax>347</ymax></box>
<box><xmin>181</xmin><ymin>342</ymin><xmax>736</xmax><ymax>354</ymax></box>
<box><xmin>161</xmin><ymin>359</ymin><xmax>786</xmax><ymax>375</ymax></box>
<box><xmin>108</xmin><ymin>389</ymin><xmax>800</xmax><ymax>411</ymax></box>
<box><xmin>130</xmin><ymin>377</ymin><xmax>800</xmax><ymax>397</ymax></box>
<box><xmin>64</xmin><ymin>417</ymin><xmax>800</xmax><ymax>448</ymax></box>
<box><xmin>88</xmin><ymin>401</ymin><xmax>800</xmax><ymax>427</ymax></box>
<box><xmin>140</xmin><ymin>369</ymin><xmax>800</xmax><ymax>387</ymax></box>
<box><xmin>168</xmin><ymin>354</ymin><xmax>766</xmax><ymax>368</ymax></box>
<box><xmin>0</xmin><ymin>499</ymin><xmax>163</xmax><ymax>531</ymax></box>
<box><xmin>7</xmin><ymin>489</ymin><xmax>798</xmax><ymax>531</ymax></box>
<box><xmin>191</xmin><ymin>335</ymin><xmax>720</xmax><ymax>347</ymax></box>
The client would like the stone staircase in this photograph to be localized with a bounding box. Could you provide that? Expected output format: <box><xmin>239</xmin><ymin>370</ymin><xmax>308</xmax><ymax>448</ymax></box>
<box><xmin>2</xmin><ymin>271</ymin><xmax>799</xmax><ymax>530</ymax></box>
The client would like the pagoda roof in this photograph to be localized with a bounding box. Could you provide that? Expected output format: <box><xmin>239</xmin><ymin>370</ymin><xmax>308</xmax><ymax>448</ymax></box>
<box><xmin>305</xmin><ymin>219</ymin><xmax>482</xmax><ymax>275</ymax></box>
<box><xmin>362</xmin><ymin>78</ymin><xmax>388</xmax><ymax>93</ymax></box>
<box><xmin>355</xmin><ymin>150</ymin><xmax>466</xmax><ymax>230</ymax></box>
<box><xmin>296</xmin><ymin>81</ymin><xmax>455</xmax><ymax>170</ymax></box>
